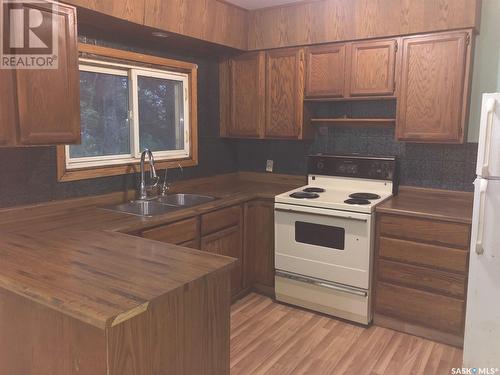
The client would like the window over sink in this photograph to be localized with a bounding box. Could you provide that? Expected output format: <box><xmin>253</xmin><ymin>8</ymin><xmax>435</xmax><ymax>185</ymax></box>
<box><xmin>56</xmin><ymin>44</ymin><xmax>198</xmax><ymax>182</ymax></box>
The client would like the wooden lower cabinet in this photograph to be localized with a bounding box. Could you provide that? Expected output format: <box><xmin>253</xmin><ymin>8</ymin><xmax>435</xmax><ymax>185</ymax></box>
<box><xmin>0</xmin><ymin>272</ymin><xmax>231</xmax><ymax>375</ymax></box>
<box><xmin>140</xmin><ymin>201</ymin><xmax>277</xmax><ymax>299</ymax></box>
<box><xmin>202</xmin><ymin>225</ymin><xmax>243</xmax><ymax>298</ymax></box>
<box><xmin>243</xmin><ymin>200</ymin><xmax>275</xmax><ymax>292</ymax></box>
<box><xmin>374</xmin><ymin>213</ymin><xmax>471</xmax><ymax>346</ymax></box>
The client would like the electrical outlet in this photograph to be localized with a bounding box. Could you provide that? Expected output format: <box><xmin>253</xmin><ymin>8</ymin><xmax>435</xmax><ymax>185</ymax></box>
<box><xmin>266</xmin><ymin>160</ymin><xmax>274</xmax><ymax>173</ymax></box>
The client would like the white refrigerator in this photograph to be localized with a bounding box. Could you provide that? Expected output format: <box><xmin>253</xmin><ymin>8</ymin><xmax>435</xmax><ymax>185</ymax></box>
<box><xmin>463</xmin><ymin>93</ymin><xmax>500</xmax><ymax>368</ymax></box>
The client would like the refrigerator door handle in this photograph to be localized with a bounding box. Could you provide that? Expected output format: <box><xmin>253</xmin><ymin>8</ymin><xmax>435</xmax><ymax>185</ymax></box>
<box><xmin>480</xmin><ymin>98</ymin><xmax>497</xmax><ymax>178</ymax></box>
<box><xmin>475</xmin><ymin>179</ymin><xmax>489</xmax><ymax>255</ymax></box>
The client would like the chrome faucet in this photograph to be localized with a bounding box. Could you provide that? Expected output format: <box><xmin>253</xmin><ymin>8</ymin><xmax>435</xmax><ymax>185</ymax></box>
<box><xmin>139</xmin><ymin>149</ymin><xmax>159</xmax><ymax>200</ymax></box>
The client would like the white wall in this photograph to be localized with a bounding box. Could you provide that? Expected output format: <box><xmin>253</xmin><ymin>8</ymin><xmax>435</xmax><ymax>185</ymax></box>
<box><xmin>468</xmin><ymin>0</ymin><xmax>500</xmax><ymax>142</ymax></box>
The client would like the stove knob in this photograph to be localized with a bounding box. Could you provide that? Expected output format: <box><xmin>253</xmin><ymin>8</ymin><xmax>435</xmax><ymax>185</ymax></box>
<box><xmin>317</xmin><ymin>161</ymin><xmax>325</xmax><ymax>171</ymax></box>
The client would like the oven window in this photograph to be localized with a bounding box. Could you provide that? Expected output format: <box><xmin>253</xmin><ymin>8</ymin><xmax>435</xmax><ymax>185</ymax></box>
<box><xmin>295</xmin><ymin>222</ymin><xmax>345</xmax><ymax>250</ymax></box>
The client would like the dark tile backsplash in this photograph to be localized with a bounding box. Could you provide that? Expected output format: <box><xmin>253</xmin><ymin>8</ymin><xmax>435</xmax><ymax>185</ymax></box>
<box><xmin>236</xmin><ymin>127</ymin><xmax>478</xmax><ymax>192</ymax></box>
<box><xmin>0</xmin><ymin>38</ymin><xmax>478</xmax><ymax>208</ymax></box>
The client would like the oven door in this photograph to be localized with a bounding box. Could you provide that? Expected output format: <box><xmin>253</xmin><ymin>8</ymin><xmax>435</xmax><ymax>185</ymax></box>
<box><xmin>275</xmin><ymin>202</ymin><xmax>374</xmax><ymax>289</ymax></box>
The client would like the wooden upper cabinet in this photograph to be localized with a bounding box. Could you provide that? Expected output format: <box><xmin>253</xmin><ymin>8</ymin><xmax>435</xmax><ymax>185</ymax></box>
<box><xmin>14</xmin><ymin>1</ymin><xmax>80</xmax><ymax>146</ymax></box>
<box><xmin>64</xmin><ymin>0</ymin><xmax>145</xmax><ymax>24</ymax></box>
<box><xmin>227</xmin><ymin>52</ymin><xmax>265</xmax><ymax>138</ymax></box>
<box><xmin>305</xmin><ymin>44</ymin><xmax>346</xmax><ymax>98</ymax></box>
<box><xmin>0</xmin><ymin>70</ymin><xmax>17</xmax><ymax>146</ymax></box>
<box><xmin>397</xmin><ymin>30</ymin><xmax>472</xmax><ymax>143</ymax></box>
<box><xmin>265</xmin><ymin>48</ymin><xmax>305</xmax><ymax>139</ymax></box>
<box><xmin>348</xmin><ymin>39</ymin><xmax>397</xmax><ymax>97</ymax></box>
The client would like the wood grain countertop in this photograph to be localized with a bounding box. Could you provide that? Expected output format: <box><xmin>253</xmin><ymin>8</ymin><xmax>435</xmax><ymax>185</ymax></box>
<box><xmin>376</xmin><ymin>186</ymin><xmax>474</xmax><ymax>224</ymax></box>
<box><xmin>0</xmin><ymin>172</ymin><xmax>305</xmax><ymax>329</ymax></box>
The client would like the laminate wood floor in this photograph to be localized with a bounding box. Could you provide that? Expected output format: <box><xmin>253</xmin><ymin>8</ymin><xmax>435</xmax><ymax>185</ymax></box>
<box><xmin>230</xmin><ymin>293</ymin><xmax>462</xmax><ymax>375</ymax></box>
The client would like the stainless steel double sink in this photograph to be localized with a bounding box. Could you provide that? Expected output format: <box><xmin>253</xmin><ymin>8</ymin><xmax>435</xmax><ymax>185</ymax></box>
<box><xmin>103</xmin><ymin>193</ymin><xmax>217</xmax><ymax>217</ymax></box>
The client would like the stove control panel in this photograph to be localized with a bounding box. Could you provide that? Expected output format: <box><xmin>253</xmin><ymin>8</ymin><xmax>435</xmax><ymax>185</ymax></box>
<box><xmin>308</xmin><ymin>154</ymin><xmax>398</xmax><ymax>182</ymax></box>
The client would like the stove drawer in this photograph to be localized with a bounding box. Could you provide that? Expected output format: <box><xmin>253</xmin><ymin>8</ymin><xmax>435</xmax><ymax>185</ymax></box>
<box><xmin>379</xmin><ymin>214</ymin><xmax>470</xmax><ymax>249</ymax></box>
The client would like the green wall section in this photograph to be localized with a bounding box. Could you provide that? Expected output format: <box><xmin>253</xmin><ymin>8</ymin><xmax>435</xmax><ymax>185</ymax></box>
<box><xmin>468</xmin><ymin>0</ymin><xmax>500</xmax><ymax>142</ymax></box>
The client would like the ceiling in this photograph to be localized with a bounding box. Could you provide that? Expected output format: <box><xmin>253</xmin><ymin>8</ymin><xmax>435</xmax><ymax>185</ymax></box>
<box><xmin>225</xmin><ymin>0</ymin><xmax>307</xmax><ymax>10</ymax></box>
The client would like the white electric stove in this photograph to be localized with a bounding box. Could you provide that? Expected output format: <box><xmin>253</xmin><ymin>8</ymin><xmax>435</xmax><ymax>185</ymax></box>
<box><xmin>274</xmin><ymin>154</ymin><xmax>398</xmax><ymax>325</ymax></box>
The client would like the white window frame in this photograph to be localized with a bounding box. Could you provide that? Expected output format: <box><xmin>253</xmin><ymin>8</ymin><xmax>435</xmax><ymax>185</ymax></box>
<box><xmin>66</xmin><ymin>58</ymin><xmax>190</xmax><ymax>170</ymax></box>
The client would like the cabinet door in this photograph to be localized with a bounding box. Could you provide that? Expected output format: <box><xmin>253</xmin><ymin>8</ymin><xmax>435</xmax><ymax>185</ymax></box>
<box><xmin>348</xmin><ymin>39</ymin><xmax>397</xmax><ymax>97</ymax></box>
<box><xmin>227</xmin><ymin>52</ymin><xmax>265</xmax><ymax>138</ymax></box>
<box><xmin>201</xmin><ymin>225</ymin><xmax>243</xmax><ymax>297</ymax></box>
<box><xmin>0</xmin><ymin>70</ymin><xmax>17</xmax><ymax>146</ymax></box>
<box><xmin>15</xmin><ymin>1</ymin><xmax>80</xmax><ymax>145</ymax></box>
<box><xmin>397</xmin><ymin>31</ymin><xmax>471</xmax><ymax>143</ymax></box>
<box><xmin>243</xmin><ymin>200</ymin><xmax>275</xmax><ymax>289</ymax></box>
<box><xmin>305</xmin><ymin>44</ymin><xmax>346</xmax><ymax>98</ymax></box>
<box><xmin>265</xmin><ymin>48</ymin><xmax>304</xmax><ymax>139</ymax></box>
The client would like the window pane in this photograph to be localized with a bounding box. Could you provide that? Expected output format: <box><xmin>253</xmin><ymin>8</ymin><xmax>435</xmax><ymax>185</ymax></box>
<box><xmin>137</xmin><ymin>76</ymin><xmax>184</xmax><ymax>152</ymax></box>
<box><xmin>70</xmin><ymin>70</ymin><xmax>130</xmax><ymax>158</ymax></box>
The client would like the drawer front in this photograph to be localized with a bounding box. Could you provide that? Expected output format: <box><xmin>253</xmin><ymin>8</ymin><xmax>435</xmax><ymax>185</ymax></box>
<box><xmin>201</xmin><ymin>205</ymin><xmax>242</xmax><ymax>236</ymax></box>
<box><xmin>379</xmin><ymin>214</ymin><xmax>470</xmax><ymax>249</ymax></box>
<box><xmin>375</xmin><ymin>282</ymin><xmax>465</xmax><ymax>334</ymax></box>
<box><xmin>178</xmin><ymin>239</ymin><xmax>200</xmax><ymax>250</ymax></box>
<box><xmin>378</xmin><ymin>237</ymin><xmax>468</xmax><ymax>273</ymax></box>
<box><xmin>378</xmin><ymin>259</ymin><xmax>466</xmax><ymax>298</ymax></box>
<box><xmin>142</xmin><ymin>217</ymin><xmax>198</xmax><ymax>245</ymax></box>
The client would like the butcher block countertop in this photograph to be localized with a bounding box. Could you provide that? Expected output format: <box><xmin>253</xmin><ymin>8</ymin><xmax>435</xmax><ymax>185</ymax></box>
<box><xmin>376</xmin><ymin>186</ymin><xmax>474</xmax><ymax>224</ymax></box>
<box><xmin>0</xmin><ymin>172</ymin><xmax>304</xmax><ymax>329</ymax></box>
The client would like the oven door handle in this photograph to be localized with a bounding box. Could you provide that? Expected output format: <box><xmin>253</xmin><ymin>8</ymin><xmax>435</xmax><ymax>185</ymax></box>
<box><xmin>275</xmin><ymin>207</ymin><xmax>368</xmax><ymax>222</ymax></box>
<box><xmin>276</xmin><ymin>270</ymin><xmax>368</xmax><ymax>297</ymax></box>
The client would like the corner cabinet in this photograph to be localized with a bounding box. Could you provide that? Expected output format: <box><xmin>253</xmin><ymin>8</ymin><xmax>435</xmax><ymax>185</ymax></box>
<box><xmin>1</xmin><ymin>1</ymin><xmax>80</xmax><ymax>147</ymax></box>
<box><xmin>396</xmin><ymin>30</ymin><xmax>473</xmax><ymax>143</ymax></box>
<box><xmin>220</xmin><ymin>47</ymin><xmax>310</xmax><ymax>140</ymax></box>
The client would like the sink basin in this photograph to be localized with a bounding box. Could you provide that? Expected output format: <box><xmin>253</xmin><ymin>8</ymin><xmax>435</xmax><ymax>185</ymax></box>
<box><xmin>155</xmin><ymin>193</ymin><xmax>216</xmax><ymax>207</ymax></box>
<box><xmin>103</xmin><ymin>200</ymin><xmax>181</xmax><ymax>217</ymax></box>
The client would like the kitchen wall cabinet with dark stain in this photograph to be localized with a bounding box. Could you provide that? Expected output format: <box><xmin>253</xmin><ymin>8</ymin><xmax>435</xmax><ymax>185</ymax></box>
<box><xmin>243</xmin><ymin>199</ymin><xmax>275</xmax><ymax>295</ymax></box>
<box><xmin>396</xmin><ymin>30</ymin><xmax>473</xmax><ymax>143</ymax></box>
<box><xmin>304</xmin><ymin>38</ymin><xmax>398</xmax><ymax>100</ymax></box>
<box><xmin>201</xmin><ymin>205</ymin><xmax>244</xmax><ymax>298</ymax></box>
<box><xmin>374</xmin><ymin>212</ymin><xmax>471</xmax><ymax>347</ymax></box>
<box><xmin>1</xmin><ymin>0</ymin><xmax>81</xmax><ymax>147</ymax></box>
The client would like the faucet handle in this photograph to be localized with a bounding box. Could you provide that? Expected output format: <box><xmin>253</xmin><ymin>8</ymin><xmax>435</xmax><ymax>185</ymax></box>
<box><xmin>161</xmin><ymin>168</ymin><xmax>170</xmax><ymax>196</ymax></box>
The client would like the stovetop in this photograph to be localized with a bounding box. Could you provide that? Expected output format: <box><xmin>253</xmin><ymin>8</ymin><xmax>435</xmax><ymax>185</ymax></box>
<box><xmin>275</xmin><ymin>176</ymin><xmax>394</xmax><ymax>214</ymax></box>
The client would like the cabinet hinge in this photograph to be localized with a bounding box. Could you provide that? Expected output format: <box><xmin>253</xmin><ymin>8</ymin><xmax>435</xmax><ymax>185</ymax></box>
<box><xmin>395</xmin><ymin>40</ymin><xmax>398</xmax><ymax>53</ymax></box>
<box><xmin>466</xmin><ymin>33</ymin><xmax>471</xmax><ymax>46</ymax></box>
